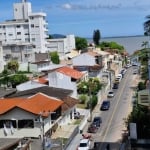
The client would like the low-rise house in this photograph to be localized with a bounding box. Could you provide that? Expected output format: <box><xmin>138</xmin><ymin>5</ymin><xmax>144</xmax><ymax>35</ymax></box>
<box><xmin>72</xmin><ymin>51</ymin><xmax>104</xmax><ymax>78</ymax></box>
<box><xmin>6</xmin><ymin>86</ymin><xmax>78</xmax><ymax>127</ymax></box>
<box><xmin>48</xmin><ymin>66</ymin><xmax>87</xmax><ymax>98</ymax></box>
<box><xmin>0</xmin><ymin>93</ymin><xmax>63</xmax><ymax>138</ymax></box>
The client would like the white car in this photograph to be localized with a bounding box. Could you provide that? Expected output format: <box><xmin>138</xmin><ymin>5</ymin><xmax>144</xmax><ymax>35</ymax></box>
<box><xmin>107</xmin><ymin>91</ymin><xmax>114</xmax><ymax>97</ymax></box>
<box><xmin>77</xmin><ymin>139</ymin><xmax>91</xmax><ymax>150</ymax></box>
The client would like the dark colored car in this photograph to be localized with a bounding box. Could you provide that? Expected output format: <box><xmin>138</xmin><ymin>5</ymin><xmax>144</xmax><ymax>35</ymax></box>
<box><xmin>100</xmin><ymin>100</ymin><xmax>110</xmax><ymax>110</ymax></box>
<box><xmin>92</xmin><ymin>116</ymin><xmax>102</xmax><ymax>127</ymax></box>
<box><xmin>87</xmin><ymin>123</ymin><xmax>98</xmax><ymax>133</ymax></box>
<box><xmin>112</xmin><ymin>83</ymin><xmax>119</xmax><ymax>89</ymax></box>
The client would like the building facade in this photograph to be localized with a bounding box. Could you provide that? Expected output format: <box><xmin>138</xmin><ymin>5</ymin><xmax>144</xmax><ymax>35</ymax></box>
<box><xmin>47</xmin><ymin>35</ymin><xmax>76</xmax><ymax>59</ymax></box>
<box><xmin>0</xmin><ymin>0</ymin><xmax>48</xmax><ymax>63</ymax></box>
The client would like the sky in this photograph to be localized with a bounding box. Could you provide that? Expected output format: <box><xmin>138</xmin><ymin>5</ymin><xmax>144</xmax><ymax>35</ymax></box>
<box><xmin>0</xmin><ymin>0</ymin><xmax>150</xmax><ymax>38</ymax></box>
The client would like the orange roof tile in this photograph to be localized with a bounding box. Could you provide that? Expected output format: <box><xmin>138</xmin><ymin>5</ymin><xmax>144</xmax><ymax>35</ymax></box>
<box><xmin>57</xmin><ymin>66</ymin><xmax>84</xmax><ymax>79</ymax></box>
<box><xmin>0</xmin><ymin>93</ymin><xmax>63</xmax><ymax>116</ymax></box>
<box><xmin>34</xmin><ymin>77</ymin><xmax>48</xmax><ymax>84</ymax></box>
<box><xmin>0</xmin><ymin>98</ymin><xmax>24</xmax><ymax>114</ymax></box>
<box><xmin>17</xmin><ymin>93</ymin><xmax>64</xmax><ymax>116</ymax></box>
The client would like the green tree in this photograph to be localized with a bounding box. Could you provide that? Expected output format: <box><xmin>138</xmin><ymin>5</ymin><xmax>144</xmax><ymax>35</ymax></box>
<box><xmin>75</xmin><ymin>37</ymin><xmax>88</xmax><ymax>50</ymax></box>
<box><xmin>9</xmin><ymin>74</ymin><xmax>29</xmax><ymax>88</ymax></box>
<box><xmin>49</xmin><ymin>51</ymin><xmax>60</xmax><ymax>64</ymax></box>
<box><xmin>137</xmin><ymin>82</ymin><xmax>146</xmax><ymax>91</ymax></box>
<box><xmin>7</xmin><ymin>60</ymin><xmax>19</xmax><ymax>73</ymax></box>
<box><xmin>93</xmin><ymin>29</ymin><xmax>101</xmax><ymax>45</ymax></box>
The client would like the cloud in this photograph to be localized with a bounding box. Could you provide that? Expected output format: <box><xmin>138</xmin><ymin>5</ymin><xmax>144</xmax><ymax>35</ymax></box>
<box><xmin>60</xmin><ymin>3</ymin><xmax>122</xmax><ymax>10</ymax></box>
<box><xmin>61</xmin><ymin>3</ymin><xmax>72</xmax><ymax>9</ymax></box>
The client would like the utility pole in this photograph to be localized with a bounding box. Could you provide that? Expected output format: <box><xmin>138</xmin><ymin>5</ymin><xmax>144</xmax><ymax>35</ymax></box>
<box><xmin>39</xmin><ymin>111</ymin><xmax>56</xmax><ymax>150</ymax></box>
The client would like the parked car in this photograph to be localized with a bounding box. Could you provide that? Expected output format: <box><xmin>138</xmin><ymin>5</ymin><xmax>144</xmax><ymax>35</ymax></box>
<box><xmin>92</xmin><ymin>116</ymin><xmax>102</xmax><ymax>127</ymax></box>
<box><xmin>77</xmin><ymin>139</ymin><xmax>91</xmax><ymax>150</ymax></box>
<box><xmin>107</xmin><ymin>91</ymin><xmax>114</xmax><ymax>98</ymax></box>
<box><xmin>100</xmin><ymin>100</ymin><xmax>110</xmax><ymax>110</ymax></box>
<box><xmin>112</xmin><ymin>83</ymin><xmax>119</xmax><ymax>89</ymax></box>
<box><xmin>133</xmin><ymin>70</ymin><xmax>138</xmax><ymax>74</ymax></box>
<box><xmin>87</xmin><ymin>123</ymin><xmax>98</xmax><ymax>133</ymax></box>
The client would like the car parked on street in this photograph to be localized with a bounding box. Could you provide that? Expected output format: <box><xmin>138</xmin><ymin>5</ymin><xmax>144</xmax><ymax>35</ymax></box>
<box><xmin>77</xmin><ymin>139</ymin><xmax>91</xmax><ymax>150</ymax></box>
<box><xmin>107</xmin><ymin>91</ymin><xmax>114</xmax><ymax>98</ymax></box>
<box><xmin>87</xmin><ymin>123</ymin><xmax>98</xmax><ymax>133</ymax></box>
<box><xmin>100</xmin><ymin>100</ymin><xmax>110</xmax><ymax>110</ymax></box>
<box><xmin>112</xmin><ymin>83</ymin><xmax>119</xmax><ymax>89</ymax></box>
<box><xmin>92</xmin><ymin>116</ymin><xmax>102</xmax><ymax>127</ymax></box>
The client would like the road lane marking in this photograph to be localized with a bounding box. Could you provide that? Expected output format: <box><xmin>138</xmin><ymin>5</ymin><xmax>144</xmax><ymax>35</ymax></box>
<box><xmin>99</xmin><ymin>68</ymin><xmax>132</xmax><ymax>149</ymax></box>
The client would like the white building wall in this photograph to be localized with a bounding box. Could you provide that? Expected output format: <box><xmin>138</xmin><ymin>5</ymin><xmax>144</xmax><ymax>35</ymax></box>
<box><xmin>29</xmin><ymin>13</ymin><xmax>48</xmax><ymax>53</ymax></box>
<box><xmin>0</xmin><ymin>41</ymin><xmax>4</xmax><ymax>73</ymax></box>
<box><xmin>72</xmin><ymin>53</ymin><xmax>96</xmax><ymax>66</ymax></box>
<box><xmin>0</xmin><ymin>108</ymin><xmax>53</xmax><ymax>138</ymax></box>
<box><xmin>0</xmin><ymin>0</ymin><xmax>48</xmax><ymax>61</ymax></box>
<box><xmin>48</xmin><ymin>72</ymin><xmax>77</xmax><ymax>98</ymax></box>
<box><xmin>13</xmin><ymin>1</ymin><xmax>32</xmax><ymax>20</ymax></box>
<box><xmin>47</xmin><ymin>35</ymin><xmax>75</xmax><ymax>59</ymax></box>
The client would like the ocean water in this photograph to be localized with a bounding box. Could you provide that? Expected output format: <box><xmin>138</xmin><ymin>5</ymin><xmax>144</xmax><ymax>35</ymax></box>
<box><xmin>87</xmin><ymin>35</ymin><xmax>149</xmax><ymax>55</ymax></box>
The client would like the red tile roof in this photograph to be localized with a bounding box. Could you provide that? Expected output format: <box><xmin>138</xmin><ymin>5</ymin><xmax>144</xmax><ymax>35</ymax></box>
<box><xmin>18</xmin><ymin>93</ymin><xmax>63</xmax><ymax>116</ymax></box>
<box><xmin>0</xmin><ymin>93</ymin><xmax>63</xmax><ymax>116</ymax></box>
<box><xmin>56</xmin><ymin>66</ymin><xmax>84</xmax><ymax>79</ymax></box>
<box><xmin>0</xmin><ymin>98</ymin><xmax>24</xmax><ymax>114</ymax></box>
<box><xmin>34</xmin><ymin>77</ymin><xmax>48</xmax><ymax>84</ymax></box>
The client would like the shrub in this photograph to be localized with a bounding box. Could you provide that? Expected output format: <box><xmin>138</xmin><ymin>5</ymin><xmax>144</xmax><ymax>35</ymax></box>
<box><xmin>79</xmin><ymin>94</ymin><xmax>87</xmax><ymax>104</ymax></box>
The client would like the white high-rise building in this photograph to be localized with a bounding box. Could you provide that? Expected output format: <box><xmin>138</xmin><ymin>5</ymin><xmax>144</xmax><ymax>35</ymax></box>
<box><xmin>0</xmin><ymin>0</ymin><xmax>48</xmax><ymax>62</ymax></box>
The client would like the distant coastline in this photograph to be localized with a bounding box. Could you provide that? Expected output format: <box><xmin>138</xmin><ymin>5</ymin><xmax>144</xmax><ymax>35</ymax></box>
<box><xmin>86</xmin><ymin>34</ymin><xmax>145</xmax><ymax>40</ymax></box>
<box><xmin>86</xmin><ymin>35</ymin><xmax>149</xmax><ymax>55</ymax></box>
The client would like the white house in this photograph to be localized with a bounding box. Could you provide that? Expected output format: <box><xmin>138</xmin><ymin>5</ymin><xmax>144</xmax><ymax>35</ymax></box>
<box><xmin>47</xmin><ymin>35</ymin><xmax>76</xmax><ymax>59</ymax></box>
<box><xmin>0</xmin><ymin>93</ymin><xmax>63</xmax><ymax>138</ymax></box>
<box><xmin>0</xmin><ymin>0</ymin><xmax>48</xmax><ymax>63</ymax></box>
<box><xmin>48</xmin><ymin>66</ymin><xmax>87</xmax><ymax>98</ymax></box>
<box><xmin>72</xmin><ymin>51</ymin><xmax>104</xmax><ymax>78</ymax></box>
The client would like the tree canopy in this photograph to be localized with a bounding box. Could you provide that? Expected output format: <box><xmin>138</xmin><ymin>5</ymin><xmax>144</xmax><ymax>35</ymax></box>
<box><xmin>7</xmin><ymin>60</ymin><xmax>19</xmax><ymax>73</ymax></box>
<box><xmin>49</xmin><ymin>51</ymin><xmax>60</xmax><ymax>64</ymax></box>
<box><xmin>93</xmin><ymin>29</ymin><xmax>101</xmax><ymax>45</ymax></box>
<box><xmin>99</xmin><ymin>41</ymin><xmax>125</xmax><ymax>54</ymax></box>
<box><xmin>75</xmin><ymin>37</ymin><xmax>88</xmax><ymax>50</ymax></box>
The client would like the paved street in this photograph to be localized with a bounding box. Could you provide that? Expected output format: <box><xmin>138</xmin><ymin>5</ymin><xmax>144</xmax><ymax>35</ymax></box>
<box><xmin>66</xmin><ymin>66</ymin><xmax>139</xmax><ymax>150</ymax></box>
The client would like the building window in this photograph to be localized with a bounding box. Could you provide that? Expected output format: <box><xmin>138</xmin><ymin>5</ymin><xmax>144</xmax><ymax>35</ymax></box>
<box><xmin>17</xmin><ymin>32</ymin><xmax>21</xmax><ymax>35</ymax></box>
<box><xmin>8</xmin><ymin>34</ymin><xmax>13</xmax><ymax>36</ymax></box>
<box><xmin>16</xmin><ymin>25</ymin><xmax>20</xmax><ymax>28</ymax></box>
<box><xmin>31</xmin><ymin>24</ymin><xmax>34</xmax><ymax>28</ymax></box>
<box><xmin>32</xmin><ymin>38</ymin><xmax>35</xmax><ymax>41</ymax></box>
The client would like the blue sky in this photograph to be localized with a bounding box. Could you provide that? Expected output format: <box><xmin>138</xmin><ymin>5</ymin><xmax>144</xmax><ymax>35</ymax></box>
<box><xmin>0</xmin><ymin>0</ymin><xmax>150</xmax><ymax>38</ymax></box>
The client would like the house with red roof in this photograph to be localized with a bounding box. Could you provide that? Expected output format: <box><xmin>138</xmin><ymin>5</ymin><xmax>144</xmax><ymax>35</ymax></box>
<box><xmin>72</xmin><ymin>51</ymin><xmax>105</xmax><ymax>78</ymax></box>
<box><xmin>48</xmin><ymin>66</ymin><xmax>87</xmax><ymax>98</ymax></box>
<box><xmin>0</xmin><ymin>93</ymin><xmax>64</xmax><ymax>138</ymax></box>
